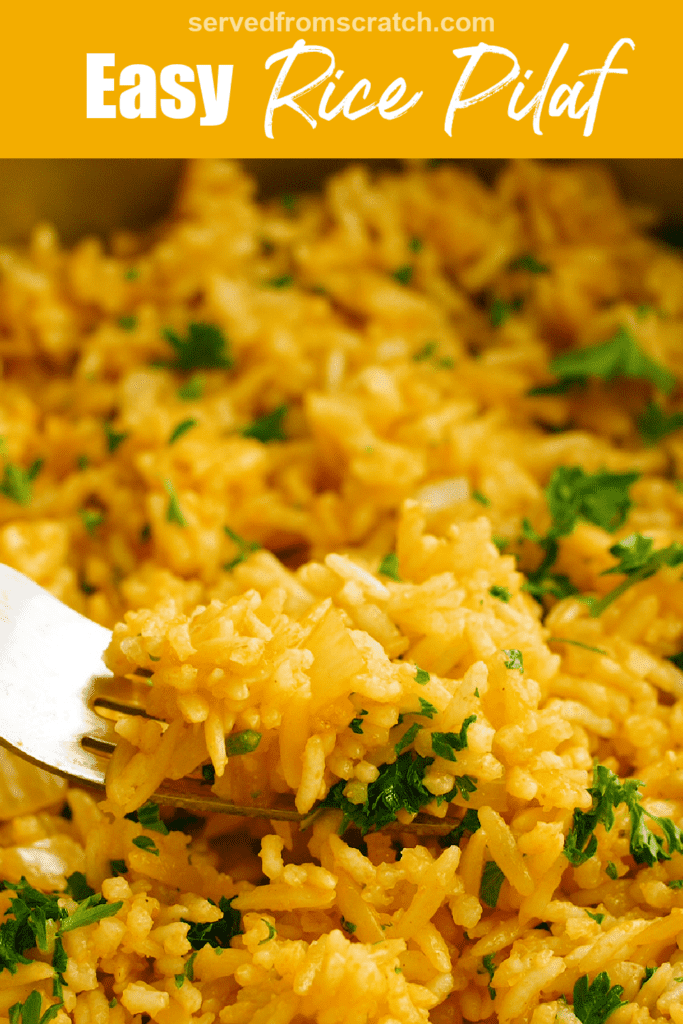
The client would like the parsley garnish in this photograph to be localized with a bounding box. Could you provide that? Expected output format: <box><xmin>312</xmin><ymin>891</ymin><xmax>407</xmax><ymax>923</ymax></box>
<box><xmin>431</xmin><ymin>716</ymin><xmax>476</xmax><ymax>760</ymax></box>
<box><xmin>350</xmin><ymin>718</ymin><xmax>364</xmax><ymax>734</ymax></box>
<box><xmin>320</xmin><ymin>750</ymin><xmax>477</xmax><ymax>835</ymax></box>
<box><xmin>9</xmin><ymin>990</ymin><xmax>61</xmax><ymax>1024</ymax></box>
<box><xmin>417</xmin><ymin>698</ymin><xmax>438</xmax><ymax>719</ymax></box>
<box><xmin>164</xmin><ymin>479</ymin><xmax>187</xmax><ymax>527</ymax></box>
<box><xmin>408</xmin><ymin>237</ymin><xmax>423</xmax><ymax>254</ymax></box>
<box><xmin>65</xmin><ymin>872</ymin><xmax>94</xmax><ymax>901</ymax></box>
<box><xmin>492</xmin><ymin>535</ymin><xmax>509</xmax><ymax>553</ymax></box>
<box><xmin>586</xmin><ymin>534</ymin><xmax>683</xmax><ymax>616</ymax></box>
<box><xmin>60</xmin><ymin>894</ymin><xmax>124</xmax><ymax>932</ymax></box>
<box><xmin>508</xmin><ymin>254</ymin><xmax>549</xmax><ymax>273</ymax></box>
<box><xmin>80</xmin><ymin>509</ymin><xmax>104</xmax><ymax>535</ymax></box>
<box><xmin>103</xmin><ymin>420</ymin><xmax>128</xmax><ymax>454</ymax></box>
<box><xmin>174</xmin><ymin>950</ymin><xmax>198</xmax><ymax>987</ymax></box>
<box><xmin>0</xmin><ymin>458</ymin><xmax>43</xmax><ymax>505</ymax></box>
<box><xmin>110</xmin><ymin>860</ymin><xmax>127</xmax><ymax>876</ymax></box>
<box><xmin>131</xmin><ymin>836</ymin><xmax>160</xmax><ymax>856</ymax></box>
<box><xmin>258</xmin><ymin>921</ymin><xmax>277</xmax><ymax>944</ymax></box>
<box><xmin>480</xmin><ymin>861</ymin><xmax>505</xmax><ymax>907</ymax></box>
<box><xmin>241</xmin><ymin>405</ymin><xmax>287</xmax><ymax>443</ymax></box>
<box><xmin>440</xmin><ymin>808</ymin><xmax>481</xmax><ymax>848</ymax></box>
<box><xmin>548</xmin><ymin>637</ymin><xmax>608</xmax><ymax>655</ymax></box>
<box><xmin>76</xmin><ymin>455</ymin><xmax>89</xmax><ymax>471</ymax></box>
<box><xmin>585</xmin><ymin>910</ymin><xmax>604</xmax><ymax>924</ymax></box>
<box><xmin>490</xmin><ymin>296</ymin><xmax>522</xmax><ymax>327</ymax></box>
<box><xmin>159</xmin><ymin>323</ymin><xmax>233</xmax><ymax>372</ymax></box>
<box><xmin>413</xmin><ymin>341</ymin><xmax>437</xmax><ymax>362</ymax></box>
<box><xmin>134</xmin><ymin>801</ymin><xmax>169</xmax><ymax>835</ymax></box>
<box><xmin>395</xmin><ymin>722</ymin><xmax>422</xmax><ymax>754</ymax></box>
<box><xmin>124</xmin><ymin>268</ymin><xmax>139</xmax><ymax>281</ymax></box>
<box><xmin>472</xmin><ymin>489</ymin><xmax>491</xmax><ymax>506</ymax></box>
<box><xmin>378</xmin><ymin>553</ymin><xmax>401</xmax><ymax>581</ymax></box>
<box><xmin>414</xmin><ymin>667</ymin><xmax>429</xmax><ymax>685</ymax></box>
<box><xmin>281</xmin><ymin>194</ymin><xmax>296</xmax><ymax>215</ymax></box>
<box><xmin>668</xmin><ymin>879</ymin><xmax>683</xmax><ymax>889</ymax></box>
<box><xmin>641</xmin><ymin>966</ymin><xmax>657</xmax><ymax>986</ymax></box>
<box><xmin>265</xmin><ymin>274</ymin><xmax>293</xmax><ymax>289</ymax></box>
<box><xmin>183</xmin><ymin>896</ymin><xmax>242</xmax><ymax>949</ymax></box>
<box><xmin>341</xmin><ymin>917</ymin><xmax>357</xmax><ymax>934</ymax></box>
<box><xmin>503</xmin><ymin>649</ymin><xmax>523</xmax><ymax>672</ymax></box>
<box><xmin>178</xmin><ymin>373</ymin><xmax>206</xmax><ymax>401</ymax></box>
<box><xmin>223</xmin><ymin>526</ymin><xmax>261</xmax><ymax>570</ymax></box>
<box><xmin>573</xmin><ymin>973</ymin><xmax>626</xmax><ymax>1024</ymax></box>
<box><xmin>118</xmin><ymin>315</ymin><xmax>137</xmax><ymax>331</ymax></box>
<box><xmin>169</xmin><ymin>419</ymin><xmax>197</xmax><ymax>444</ymax></box>
<box><xmin>482</xmin><ymin>953</ymin><xmax>497</xmax><ymax>999</ymax></box>
<box><xmin>637</xmin><ymin>401</ymin><xmax>683</xmax><ymax>444</ymax></box>
<box><xmin>564</xmin><ymin>763</ymin><xmax>683</xmax><ymax>867</ymax></box>
<box><xmin>543</xmin><ymin>327</ymin><xmax>676</xmax><ymax>395</ymax></box>
<box><xmin>202</xmin><ymin>764</ymin><xmax>216</xmax><ymax>785</ymax></box>
<box><xmin>489</xmin><ymin>585</ymin><xmax>511</xmax><ymax>602</ymax></box>
<box><xmin>225</xmin><ymin>730</ymin><xmax>261</xmax><ymax>755</ymax></box>
<box><xmin>392</xmin><ymin>265</ymin><xmax>413</xmax><ymax>286</ymax></box>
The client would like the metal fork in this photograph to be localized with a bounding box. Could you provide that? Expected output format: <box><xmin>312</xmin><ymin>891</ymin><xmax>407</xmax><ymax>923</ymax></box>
<box><xmin>0</xmin><ymin>563</ymin><xmax>453</xmax><ymax>835</ymax></box>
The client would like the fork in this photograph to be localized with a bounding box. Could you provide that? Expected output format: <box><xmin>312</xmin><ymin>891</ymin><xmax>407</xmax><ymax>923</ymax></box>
<box><xmin>0</xmin><ymin>563</ymin><xmax>453</xmax><ymax>835</ymax></box>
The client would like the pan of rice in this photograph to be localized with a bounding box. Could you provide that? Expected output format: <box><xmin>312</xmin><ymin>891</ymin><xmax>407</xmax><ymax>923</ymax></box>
<box><xmin>3</xmin><ymin>158</ymin><xmax>683</xmax><ymax>1024</ymax></box>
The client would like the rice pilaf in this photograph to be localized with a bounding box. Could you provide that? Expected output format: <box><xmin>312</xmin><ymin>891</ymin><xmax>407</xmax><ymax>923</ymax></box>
<box><xmin>3</xmin><ymin>160</ymin><xmax>683</xmax><ymax>1024</ymax></box>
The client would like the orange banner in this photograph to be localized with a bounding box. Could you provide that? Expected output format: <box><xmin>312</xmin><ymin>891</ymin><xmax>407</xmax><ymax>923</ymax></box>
<box><xmin>0</xmin><ymin>1</ymin><xmax>679</xmax><ymax>156</ymax></box>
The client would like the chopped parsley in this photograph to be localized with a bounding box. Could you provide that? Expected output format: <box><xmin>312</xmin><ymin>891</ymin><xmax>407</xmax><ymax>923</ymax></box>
<box><xmin>80</xmin><ymin>509</ymin><xmax>104</xmax><ymax>535</ymax></box>
<box><xmin>65</xmin><ymin>872</ymin><xmax>94</xmax><ymax>901</ymax></box>
<box><xmin>564</xmin><ymin>763</ymin><xmax>683</xmax><ymax>867</ymax></box>
<box><xmin>265</xmin><ymin>274</ymin><xmax>293</xmax><ymax>289</ymax></box>
<box><xmin>164</xmin><ymin>479</ymin><xmax>187</xmax><ymax>527</ymax></box>
<box><xmin>168</xmin><ymin>418</ymin><xmax>197</xmax><ymax>444</ymax></box>
<box><xmin>668</xmin><ymin>879</ymin><xmax>683</xmax><ymax>889</ymax></box>
<box><xmin>392</xmin><ymin>265</ymin><xmax>413</xmax><ymax>286</ymax></box>
<box><xmin>202</xmin><ymin>764</ymin><xmax>216</xmax><ymax>785</ymax></box>
<box><xmin>223</xmin><ymin>526</ymin><xmax>261</xmax><ymax>570</ymax></box>
<box><xmin>178</xmin><ymin>373</ymin><xmax>206</xmax><ymax>401</ymax></box>
<box><xmin>548</xmin><ymin>637</ymin><xmax>608</xmax><ymax>655</ymax></box>
<box><xmin>131</xmin><ymin>836</ymin><xmax>160</xmax><ymax>856</ymax></box>
<box><xmin>103</xmin><ymin>420</ymin><xmax>128</xmax><ymax>454</ymax></box>
<box><xmin>503</xmin><ymin>649</ymin><xmax>523</xmax><ymax>672</ymax></box>
<box><xmin>124</xmin><ymin>268</ymin><xmax>139</xmax><ymax>281</ymax></box>
<box><xmin>492</xmin><ymin>535</ymin><xmax>509</xmax><ymax>553</ymax></box>
<box><xmin>480</xmin><ymin>860</ymin><xmax>505</xmax><ymax>908</ymax></box>
<box><xmin>225</xmin><ymin>730</ymin><xmax>261</xmax><ymax>755</ymax></box>
<box><xmin>542</xmin><ymin>327</ymin><xmax>676</xmax><ymax>395</ymax></box>
<box><xmin>76</xmin><ymin>455</ymin><xmax>89</xmax><ymax>471</ymax></box>
<box><xmin>637</xmin><ymin>401</ymin><xmax>683</xmax><ymax>444</ymax></box>
<box><xmin>508</xmin><ymin>254</ymin><xmax>549</xmax><ymax>273</ymax></box>
<box><xmin>241</xmin><ymin>404</ymin><xmax>287</xmax><ymax>443</ymax></box>
<box><xmin>159</xmin><ymin>323</ymin><xmax>233</xmax><ymax>372</ymax></box>
<box><xmin>60</xmin><ymin>894</ymin><xmax>124</xmax><ymax>932</ymax></box>
<box><xmin>605</xmin><ymin>862</ymin><xmax>618</xmax><ymax>879</ymax></box>
<box><xmin>413</xmin><ymin>341</ymin><xmax>437</xmax><ymax>362</ymax></box>
<box><xmin>585</xmin><ymin>910</ymin><xmax>604</xmax><ymax>924</ymax></box>
<box><xmin>281</xmin><ymin>193</ymin><xmax>296</xmax><ymax>215</ymax></box>
<box><xmin>489</xmin><ymin>585</ymin><xmax>511</xmax><ymax>602</ymax></box>
<box><xmin>110</xmin><ymin>860</ymin><xmax>127</xmax><ymax>876</ymax></box>
<box><xmin>414</xmin><ymin>667</ymin><xmax>430</xmax><ymax>685</ymax></box>
<box><xmin>586</xmin><ymin>534</ymin><xmax>683</xmax><ymax>617</ymax></box>
<box><xmin>350</xmin><ymin>718</ymin><xmax>365</xmax><ymax>734</ymax></box>
<box><xmin>175</xmin><ymin>951</ymin><xmax>198</xmax><ymax>987</ymax></box>
<box><xmin>472</xmin><ymin>489</ymin><xmax>491</xmax><ymax>507</ymax></box>
<box><xmin>378</xmin><ymin>553</ymin><xmax>401</xmax><ymax>581</ymax></box>
<box><xmin>417</xmin><ymin>698</ymin><xmax>438</xmax><ymax>719</ymax></box>
<box><xmin>183</xmin><ymin>896</ymin><xmax>242</xmax><ymax>949</ymax></box>
<box><xmin>572</xmin><ymin>972</ymin><xmax>626</xmax><ymax>1024</ymax></box>
<box><xmin>258</xmin><ymin>921</ymin><xmax>277</xmax><ymax>944</ymax></box>
<box><xmin>431</xmin><ymin>716</ymin><xmax>476</xmax><ymax>761</ymax></box>
<box><xmin>118</xmin><ymin>315</ymin><xmax>137</xmax><ymax>331</ymax></box>
<box><xmin>133</xmin><ymin>801</ymin><xmax>169</xmax><ymax>835</ymax></box>
<box><xmin>340</xmin><ymin>917</ymin><xmax>357</xmax><ymax>934</ymax></box>
<box><xmin>408</xmin><ymin>237</ymin><xmax>423</xmax><ymax>254</ymax></box>
<box><xmin>395</xmin><ymin>722</ymin><xmax>422</xmax><ymax>754</ymax></box>
<box><xmin>9</xmin><ymin>990</ymin><xmax>61</xmax><ymax>1024</ymax></box>
<box><xmin>490</xmin><ymin>296</ymin><xmax>522</xmax><ymax>327</ymax></box>
<box><xmin>0</xmin><ymin>458</ymin><xmax>43</xmax><ymax>505</ymax></box>
<box><xmin>641</xmin><ymin>966</ymin><xmax>657</xmax><ymax>986</ymax></box>
<box><xmin>320</xmin><ymin>750</ymin><xmax>477</xmax><ymax>835</ymax></box>
<box><xmin>440</xmin><ymin>809</ymin><xmax>481</xmax><ymax>848</ymax></box>
<box><xmin>482</xmin><ymin>953</ymin><xmax>497</xmax><ymax>999</ymax></box>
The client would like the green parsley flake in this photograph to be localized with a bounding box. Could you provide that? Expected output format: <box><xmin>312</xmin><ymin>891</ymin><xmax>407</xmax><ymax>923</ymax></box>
<box><xmin>503</xmin><ymin>649</ymin><xmax>523</xmax><ymax>672</ymax></box>
<box><xmin>9</xmin><ymin>989</ymin><xmax>62</xmax><ymax>1024</ymax></box>
<box><xmin>202</xmin><ymin>764</ymin><xmax>216</xmax><ymax>785</ymax></box>
<box><xmin>110</xmin><ymin>860</ymin><xmax>127</xmax><ymax>876</ymax></box>
<box><xmin>65</xmin><ymin>872</ymin><xmax>94</xmax><ymax>901</ymax></box>
<box><xmin>548</xmin><ymin>637</ymin><xmax>608</xmax><ymax>655</ymax></box>
<box><xmin>409</xmin><ymin>237</ymin><xmax>423</xmax><ymax>254</ymax></box>
<box><xmin>258</xmin><ymin>921</ymin><xmax>277</xmax><ymax>944</ymax></box>
<box><xmin>392</xmin><ymin>265</ymin><xmax>413</xmax><ymax>286</ymax></box>
<box><xmin>80</xmin><ymin>509</ymin><xmax>104</xmax><ymax>535</ymax></box>
<box><xmin>641</xmin><ymin>967</ymin><xmax>657</xmax><ymax>987</ymax></box>
<box><xmin>124</xmin><ymin>268</ymin><xmax>139</xmax><ymax>281</ymax></box>
<box><xmin>585</xmin><ymin>910</ymin><xmax>604</xmax><ymax>924</ymax></box>
<box><xmin>118</xmin><ymin>315</ymin><xmax>137</xmax><ymax>330</ymax></box>
<box><xmin>60</xmin><ymin>894</ymin><xmax>124</xmax><ymax>932</ymax></box>
<box><xmin>492</xmin><ymin>535</ymin><xmax>509</xmax><ymax>553</ymax></box>
<box><xmin>668</xmin><ymin>879</ymin><xmax>683</xmax><ymax>889</ymax></box>
<box><xmin>131</xmin><ymin>836</ymin><xmax>160</xmax><ymax>856</ymax></box>
<box><xmin>472</xmin><ymin>489</ymin><xmax>491</xmax><ymax>506</ymax></box>
<box><xmin>378</xmin><ymin>553</ymin><xmax>401</xmax><ymax>581</ymax></box>
<box><xmin>440</xmin><ymin>808</ymin><xmax>481</xmax><ymax>848</ymax></box>
<box><xmin>546</xmin><ymin>326</ymin><xmax>676</xmax><ymax>395</ymax></box>
<box><xmin>431</xmin><ymin>716</ymin><xmax>476</xmax><ymax>761</ymax></box>
<box><xmin>340</xmin><ymin>917</ymin><xmax>357</xmax><ymax>934</ymax></box>
<box><xmin>573</xmin><ymin>972</ymin><xmax>626</xmax><ymax>1024</ymax></box>
<box><xmin>225</xmin><ymin>730</ymin><xmax>261</xmax><ymax>756</ymax></box>
<box><xmin>587</xmin><ymin>534</ymin><xmax>683</xmax><ymax>616</ymax></box>
<box><xmin>480</xmin><ymin>860</ymin><xmax>505</xmax><ymax>908</ymax></box>
<box><xmin>490</xmin><ymin>296</ymin><xmax>522</xmax><ymax>327</ymax></box>
<box><xmin>265</xmin><ymin>274</ymin><xmax>293</xmax><ymax>289</ymax></box>
<box><xmin>164</xmin><ymin>479</ymin><xmax>187</xmax><ymax>527</ymax></box>
<box><xmin>178</xmin><ymin>374</ymin><xmax>206</xmax><ymax>401</ymax></box>
<box><xmin>414</xmin><ymin>667</ymin><xmax>430</xmax><ymax>685</ymax></box>
<box><xmin>637</xmin><ymin>400</ymin><xmax>683</xmax><ymax>445</ymax></box>
<box><xmin>183</xmin><ymin>896</ymin><xmax>242</xmax><ymax>949</ymax></box>
<box><xmin>281</xmin><ymin>194</ymin><xmax>296</xmax><ymax>215</ymax></box>
<box><xmin>417</xmin><ymin>698</ymin><xmax>438</xmax><ymax>719</ymax></box>
<box><xmin>241</xmin><ymin>404</ymin><xmax>288</xmax><ymax>443</ymax></box>
<box><xmin>169</xmin><ymin>419</ymin><xmax>198</xmax><ymax>444</ymax></box>
<box><xmin>413</xmin><ymin>341</ymin><xmax>437</xmax><ymax>362</ymax></box>
<box><xmin>134</xmin><ymin>801</ymin><xmax>169</xmax><ymax>835</ymax></box>
<box><xmin>160</xmin><ymin>323</ymin><xmax>233</xmax><ymax>372</ymax></box>
<box><xmin>76</xmin><ymin>455</ymin><xmax>89</xmax><ymax>471</ymax></box>
<box><xmin>350</xmin><ymin>718</ymin><xmax>364</xmax><ymax>734</ymax></box>
<box><xmin>508</xmin><ymin>254</ymin><xmax>550</xmax><ymax>273</ymax></box>
<box><xmin>489</xmin><ymin>585</ymin><xmax>511</xmax><ymax>602</ymax></box>
<box><xmin>0</xmin><ymin>458</ymin><xmax>43</xmax><ymax>506</ymax></box>
<box><xmin>395</xmin><ymin>722</ymin><xmax>422</xmax><ymax>754</ymax></box>
<box><xmin>482</xmin><ymin>953</ymin><xmax>497</xmax><ymax>999</ymax></box>
<box><xmin>103</xmin><ymin>420</ymin><xmax>128</xmax><ymax>454</ymax></box>
<box><xmin>223</xmin><ymin>525</ymin><xmax>261</xmax><ymax>570</ymax></box>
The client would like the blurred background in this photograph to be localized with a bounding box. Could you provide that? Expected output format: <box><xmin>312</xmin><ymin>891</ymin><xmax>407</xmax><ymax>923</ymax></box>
<box><xmin>0</xmin><ymin>159</ymin><xmax>681</xmax><ymax>246</ymax></box>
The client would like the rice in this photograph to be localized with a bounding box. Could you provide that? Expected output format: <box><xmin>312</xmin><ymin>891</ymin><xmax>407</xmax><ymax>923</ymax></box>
<box><xmin>3</xmin><ymin>159</ymin><xmax>683</xmax><ymax>1024</ymax></box>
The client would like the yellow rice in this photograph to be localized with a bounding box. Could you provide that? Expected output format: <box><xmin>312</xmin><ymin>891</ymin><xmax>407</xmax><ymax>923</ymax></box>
<box><xmin>2</xmin><ymin>159</ymin><xmax>683</xmax><ymax>1024</ymax></box>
